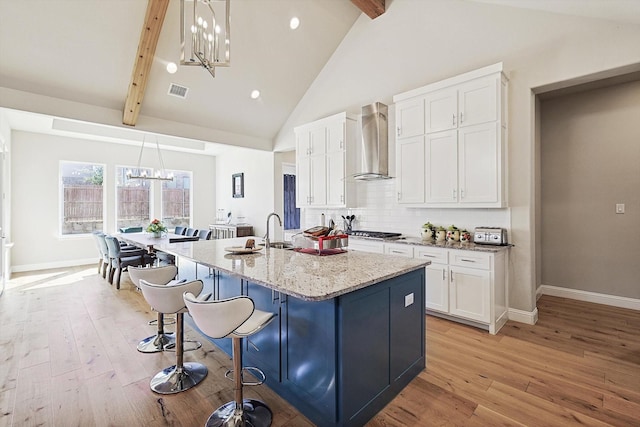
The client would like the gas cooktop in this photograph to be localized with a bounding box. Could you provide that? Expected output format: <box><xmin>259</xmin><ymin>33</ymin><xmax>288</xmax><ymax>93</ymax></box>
<box><xmin>346</xmin><ymin>230</ymin><xmax>403</xmax><ymax>240</ymax></box>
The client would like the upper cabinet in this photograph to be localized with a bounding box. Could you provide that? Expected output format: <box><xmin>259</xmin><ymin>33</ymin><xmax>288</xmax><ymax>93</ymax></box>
<box><xmin>295</xmin><ymin>112</ymin><xmax>357</xmax><ymax>208</ymax></box>
<box><xmin>394</xmin><ymin>63</ymin><xmax>508</xmax><ymax>208</ymax></box>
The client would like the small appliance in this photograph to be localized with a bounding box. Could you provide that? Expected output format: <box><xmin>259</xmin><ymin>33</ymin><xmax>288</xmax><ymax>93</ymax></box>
<box><xmin>473</xmin><ymin>227</ymin><xmax>508</xmax><ymax>245</ymax></box>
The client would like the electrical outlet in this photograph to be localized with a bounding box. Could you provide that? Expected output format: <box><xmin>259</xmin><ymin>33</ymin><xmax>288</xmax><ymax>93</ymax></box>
<box><xmin>404</xmin><ymin>293</ymin><xmax>414</xmax><ymax>307</ymax></box>
<box><xmin>616</xmin><ymin>204</ymin><xmax>625</xmax><ymax>214</ymax></box>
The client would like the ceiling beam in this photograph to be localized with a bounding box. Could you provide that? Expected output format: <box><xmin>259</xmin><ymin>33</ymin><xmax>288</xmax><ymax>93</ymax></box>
<box><xmin>351</xmin><ymin>0</ymin><xmax>385</xmax><ymax>19</ymax></box>
<box><xmin>122</xmin><ymin>0</ymin><xmax>169</xmax><ymax>126</ymax></box>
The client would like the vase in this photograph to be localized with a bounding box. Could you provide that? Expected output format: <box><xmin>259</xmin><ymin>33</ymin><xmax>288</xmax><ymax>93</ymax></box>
<box><xmin>420</xmin><ymin>228</ymin><xmax>434</xmax><ymax>240</ymax></box>
<box><xmin>153</xmin><ymin>231</ymin><xmax>162</xmax><ymax>238</ymax></box>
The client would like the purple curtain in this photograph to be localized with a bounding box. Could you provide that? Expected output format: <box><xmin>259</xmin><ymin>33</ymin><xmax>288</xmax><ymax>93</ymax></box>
<box><xmin>283</xmin><ymin>174</ymin><xmax>300</xmax><ymax>230</ymax></box>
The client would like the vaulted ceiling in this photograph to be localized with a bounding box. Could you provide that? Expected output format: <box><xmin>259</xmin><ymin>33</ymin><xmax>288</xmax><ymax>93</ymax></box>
<box><xmin>1</xmin><ymin>0</ymin><xmax>638</xmax><ymax>155</ymax></box>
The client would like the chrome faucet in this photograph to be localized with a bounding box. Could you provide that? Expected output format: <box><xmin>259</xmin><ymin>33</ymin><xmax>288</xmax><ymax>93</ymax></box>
<box><xmin>264</xmin><ymin>212</ymin><xmax>282</xmax><ymax>248</ymax></box>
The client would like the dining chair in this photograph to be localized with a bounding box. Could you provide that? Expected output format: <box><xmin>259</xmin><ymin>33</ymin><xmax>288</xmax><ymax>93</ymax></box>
<box><xmin>92</xmin><ymin>231</ymin><xmax>109</xmax><ymax>277</ymax></box>
<box><xmin>198</xmin><ymin>229</ymin><xmax>212</xmax><ymax>240</ymax></box>
<box><xmin>185</xmin><ymin>228</ymin><xmax>199</xmax><ymax>237</ymax></box>
<box><xmin>174</xmin><ymin>226</ymin><xmax>187</xmax><ymax>235</ymax></box>
<box><xmin>104</xmin><ymin>235</ymin><xmax>153</xmax><ymax>289</ymax></box>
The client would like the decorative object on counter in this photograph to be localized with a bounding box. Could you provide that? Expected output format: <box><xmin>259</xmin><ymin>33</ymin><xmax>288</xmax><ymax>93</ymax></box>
<box><xmin>446</xmin><ymin>225</ymin><xmax>460</xmax><ymax>242</ymax></box>
<box><xmin>436</xmin><ymin>226</ymin><xmax>447</xmax><ymax>242</ymax></box>
<box><xmin>226</xmin><ymin>211</ymin><xmax>232</xmax><ymax>224</ymax></box>
<box><xmin>232</xmin><ymin>173</ymin><xmax>244</xmax><ymax>198</ymax></box>
<box><xmin>146</xmin><ymin>219</ymin><xmax>168</xmax><ymax>238</ymax></box>
<box><xmin>420</xmin><ymin>222</ymin><xmax>434</xmax><ymax>240</ymax></box>
<box><xmin>460</xmin><ymin>229</ymin><xmax>472</xmax><ymax>243</ymax></box>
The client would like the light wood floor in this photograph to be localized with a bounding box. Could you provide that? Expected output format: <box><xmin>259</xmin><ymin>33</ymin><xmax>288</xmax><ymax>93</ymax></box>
<box><xmin>1</xmin><ymin>265</ymin><xmax>639</xmax><ymax>426</ymax></box>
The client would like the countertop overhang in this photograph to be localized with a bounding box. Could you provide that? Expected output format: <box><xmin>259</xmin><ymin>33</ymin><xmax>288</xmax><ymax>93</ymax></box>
<box><xmin>126</xmin><ymin>235</ymin><xmax>429</xmax><ymax>301</ymax></box>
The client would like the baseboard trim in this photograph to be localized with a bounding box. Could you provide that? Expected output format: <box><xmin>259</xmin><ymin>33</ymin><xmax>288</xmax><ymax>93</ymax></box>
<box><xmin>539</xmin><ymin>285</ymin><xmax>640</xmax><ymax>311</ymax></box>
<box><xmin>12</xmin><ymin>259</ymin><xmax>96</xmax><ymax>274</ymax></box>
<box><xmin>508</xmin><ymin>307</ymin><xmax>538</xmax><ymax>325</ymax></box>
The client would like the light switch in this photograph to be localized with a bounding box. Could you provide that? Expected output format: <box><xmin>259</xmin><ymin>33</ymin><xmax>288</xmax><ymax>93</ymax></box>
<box><xmin>404</xmin><ymin>293</ymin><xmax>414</xmax><ymax>307</ymax></box>
<box><xmin>616</xmin><ymin>204</ymin><xmax>625</xmax><ymax>214</ymax></box>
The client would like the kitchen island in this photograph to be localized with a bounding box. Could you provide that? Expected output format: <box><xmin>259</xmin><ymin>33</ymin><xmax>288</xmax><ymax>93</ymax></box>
<box><xmin>150</xmin><ymin>236</ymin><xmax>428</xmax><ymax>427</ymax></box>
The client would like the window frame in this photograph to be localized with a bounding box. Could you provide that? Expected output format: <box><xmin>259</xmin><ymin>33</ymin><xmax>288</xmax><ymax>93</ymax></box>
<box><xmin>59</xmin><ymin>160</ymin><xmax>106</xmax><ymax>237</ymax></box>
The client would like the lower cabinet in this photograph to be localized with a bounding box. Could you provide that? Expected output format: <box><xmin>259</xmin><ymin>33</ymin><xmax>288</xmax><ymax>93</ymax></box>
<box><xmin>414</xmin><ymin>246</ymin><xmax>508</xmax><ymax>334</ymax></box>
<box><xmin>209</xmin><ymin>269</ymin><xmax>425</xmax><ymax>427</ymax></box>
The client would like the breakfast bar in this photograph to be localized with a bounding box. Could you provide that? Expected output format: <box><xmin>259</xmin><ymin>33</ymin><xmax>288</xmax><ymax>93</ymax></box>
<box><xmin>143</xmin><ymin>235</ymin><xmax>428</xmax><ymax>427</ymax></box>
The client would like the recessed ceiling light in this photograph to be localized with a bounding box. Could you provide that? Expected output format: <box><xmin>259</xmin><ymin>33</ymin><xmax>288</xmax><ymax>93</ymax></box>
<box><xmin>290</xmin><ymin>17</ymin><xmax>300</xmax><ymax>30</ymax></box>
<box><xmin>166</xmin><ymin>62</ymin><xmax>177</xmax><ymax>74</ymax></box>
<box><xmin>250</xmin><ymin>90</ymin><xmax>260</xmax><ymax>99</ymax></box>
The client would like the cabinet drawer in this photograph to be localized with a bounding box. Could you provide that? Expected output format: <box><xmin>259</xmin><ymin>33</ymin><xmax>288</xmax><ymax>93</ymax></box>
<box><xmin>450</xmin><ymin>250</ymin><xmax>491</xmax><ymax>270</ymax></box>
<box><xmin>414</xmin><ymin>247</ymin><xmax>448</xmax><ymax>264</ymax></box>
<box><xmin>384</xmin><ymin>243</ymin><xmax>414</xmax><ymax>258</ymax></box>
<box><xmin>348</xmin><ymin>239</ymin><xmax>384</xmax><ymax>254</ymax></box>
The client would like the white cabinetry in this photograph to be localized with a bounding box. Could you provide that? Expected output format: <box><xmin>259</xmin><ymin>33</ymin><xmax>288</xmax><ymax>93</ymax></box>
<box><xmin>295</xmin><ymin>112</ymin><xmax>357</xmax><ymax>208</ymax></box>
<box><xmin>393</xmin><ymin>63</ymin><xmax>508</xmax><ymax>208</ymax></box>
<box><xmin>414</xmin><ymin>246</ymin><xmax>508</xmax><ymax>334</ymax></box>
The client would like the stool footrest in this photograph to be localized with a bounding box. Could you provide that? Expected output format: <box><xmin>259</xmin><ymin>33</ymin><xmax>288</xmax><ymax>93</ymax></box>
<box><xmin>163</xmin><ymin>340</ymin><xmax>201</xmax><ymax>352</ymax></box>
<box><xmin>224</xmin><ymin>366</ymin><xmax>266</xmax><ymax>386</ymax></box>
<box><xmin>137</xmin><ymin>333</ymin><xmax>176</xmax><ymax>353</ymax></box>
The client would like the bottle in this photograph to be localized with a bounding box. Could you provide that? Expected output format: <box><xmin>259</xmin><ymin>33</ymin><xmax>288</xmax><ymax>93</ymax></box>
<box><xmin>320</xmin><ymin>213</ymin><xmax>325</xmax><ymax>226</ymax></box>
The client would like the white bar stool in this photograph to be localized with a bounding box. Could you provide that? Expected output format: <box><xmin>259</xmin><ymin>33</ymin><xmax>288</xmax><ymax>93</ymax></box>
<box><xmin>184</xmin><ymin>292</ymin><xmax>276</xmax><ymax>427</ymax></box>
<box><xmin>129</xmin><ymin>265</ymin><xmax>183</xmax><ymax>353</ymax></box>
<box><xmin>139</xmin><ymin>279</ymin><xmax>209</xmax><ymax>394</ymax></box>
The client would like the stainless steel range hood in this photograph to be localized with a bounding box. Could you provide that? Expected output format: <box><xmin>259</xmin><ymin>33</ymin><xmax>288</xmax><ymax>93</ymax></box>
<box><xmin>353</xmin><ymin>102</ymin><xmax>393</xmax><ymax>181</ymax></box>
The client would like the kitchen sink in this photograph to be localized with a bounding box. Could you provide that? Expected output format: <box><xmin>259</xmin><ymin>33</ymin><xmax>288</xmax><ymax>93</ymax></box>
<box><xmin>267</xmin><ymin>241</ymin><xmax>294</xmax><ymax>250</ymax></box>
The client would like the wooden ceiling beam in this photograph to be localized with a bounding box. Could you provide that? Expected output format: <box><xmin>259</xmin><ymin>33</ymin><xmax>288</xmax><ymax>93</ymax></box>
<box><xmin>122</xmin><ymin>0</ymin><xmax>169</xmax><ymax>126</ymax></box>
<box><xmin>351</xmin><ymin>0</ymin><xmax>385</xmax><ymax>19</ymax></box>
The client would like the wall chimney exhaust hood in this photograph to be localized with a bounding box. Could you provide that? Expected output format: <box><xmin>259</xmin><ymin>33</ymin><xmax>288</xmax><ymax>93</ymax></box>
<box><xmin>353</xmin><ymin>102</ymin><xmax>393</xmax><ymax>181</ymax></box>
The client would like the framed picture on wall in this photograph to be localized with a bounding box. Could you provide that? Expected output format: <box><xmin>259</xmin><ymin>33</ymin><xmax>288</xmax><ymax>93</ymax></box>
<box><xmin>232</xmin><ymin>173</ymin><xmax>244</xmax><ymax>198</ymax></box>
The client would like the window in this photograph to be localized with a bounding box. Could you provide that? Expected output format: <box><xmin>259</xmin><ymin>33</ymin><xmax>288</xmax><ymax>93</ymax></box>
<box><xmin>162</xmin><ymin>170</ymin><xmax>192</xmax><ymax>230</ymax></box>
<box><xmin>60</xmin><ymin>161</ymin><xmax>105</xmax><ymax>235</ymax></box>
<box><xmin>116</xmin><ymin>166</ymin><xmax>151</xmax><ymax>231</ymax></box>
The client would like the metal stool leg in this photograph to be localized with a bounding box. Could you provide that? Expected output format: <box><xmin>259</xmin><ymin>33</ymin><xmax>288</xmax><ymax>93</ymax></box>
<box><xmin>206</xmin><ymin>337</ymin><xmax>272</xmax><ymax>427</ymax></box>
<box><xmin>137</xmin><ymin>312</ymin><xmax>176</xmax><ymax>353</ymax></box>
<box><xmin>149</xmin><ymin>312</ymin><xmax>207</xmax><ymax>394</ymax></box>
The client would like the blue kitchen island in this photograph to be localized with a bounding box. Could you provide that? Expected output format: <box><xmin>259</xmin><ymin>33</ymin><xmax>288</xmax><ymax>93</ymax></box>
<box><xmin>145</xmin><ymin>236</ymin><xmax>429</xmax><ymax>427</ymax></box>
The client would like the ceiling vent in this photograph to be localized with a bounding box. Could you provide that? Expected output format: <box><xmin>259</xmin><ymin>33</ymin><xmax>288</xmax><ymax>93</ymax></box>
<box><xmin>167</xmin><ymin>83</ymin><xmax>188</xmax><ymax>99</ymax></box>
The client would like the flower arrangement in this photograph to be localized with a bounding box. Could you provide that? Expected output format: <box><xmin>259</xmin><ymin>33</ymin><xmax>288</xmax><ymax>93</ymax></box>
<box><xmin>146</xmin><ymin>219</ymin><xmax>167</xmax><ymax>234</ymax></box>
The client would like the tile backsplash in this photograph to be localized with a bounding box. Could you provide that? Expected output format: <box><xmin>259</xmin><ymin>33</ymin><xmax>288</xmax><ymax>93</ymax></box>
<box><xmin>301</xmin><ymin>179</ymin><xmax>510</xmax><ymax>238</ymax></box>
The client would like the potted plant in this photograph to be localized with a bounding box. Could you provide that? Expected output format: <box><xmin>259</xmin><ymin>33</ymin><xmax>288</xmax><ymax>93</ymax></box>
<box><xmin>446</xmin><ymin>224</ymin><xmax>460</xmax><ymax>242</ymax></box>
<box><xmin>146</xmin><ymin>219</ymin><xmax>167</xmax><ymax>238</ymax></box>
<box><xmin>435</xmin><ymin>226</ymin><xmax>447</xmax><ymax>242</ymax></box>
<box><xmin>420</xmin><ymin>222</ymin><xmax>434</xmax><ymax>240</ymax></box>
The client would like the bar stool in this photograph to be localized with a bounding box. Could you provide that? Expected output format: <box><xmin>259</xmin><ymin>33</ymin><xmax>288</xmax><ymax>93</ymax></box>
<box><xmin>184</xmin><ymin>292</ymin><xmax>276</xmax><ymax>427</ymax></box>
<box><xmin>139</xmin><ymin>279</ymin><xmax>209</xmax><ymax>394</ymax></box>
<box><xmin>128</xmin><ymin>265</ymin><xmax>182</xmax><ymax>353</ymax></box>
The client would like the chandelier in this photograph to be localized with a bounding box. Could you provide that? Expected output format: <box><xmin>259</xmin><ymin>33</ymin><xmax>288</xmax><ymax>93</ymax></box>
<box><xmin>126</xmin><ymin>135</ymin><xmax>174</xmax><ymax>181</ymax></box>
<box><xmin>180</xmin><ymin>0</ymin><xmax>231</xmax><ymax>77</ymax></box>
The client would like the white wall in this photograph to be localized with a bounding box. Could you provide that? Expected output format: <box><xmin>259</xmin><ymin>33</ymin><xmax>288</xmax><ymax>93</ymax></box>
<box><xmin>11</xmin><ymin>130</ymin><xmax>216</xmax><ymax>271</ymax></box>
<box><xmin>214</xmin><ymin>148</ymin><xmax>278</xmax><ymax>240</ymax></box>
<box><xmin>274</xmin><ymin>0</ymin><xmax>640</xmax><ymax>313</ymax></box>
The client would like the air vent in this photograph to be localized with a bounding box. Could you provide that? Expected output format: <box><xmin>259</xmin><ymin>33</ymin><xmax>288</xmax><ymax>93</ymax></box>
<box><xmin>167</xmin><ymin>83</ymin><xmax>188</xmax><ymax>99</ymax></box>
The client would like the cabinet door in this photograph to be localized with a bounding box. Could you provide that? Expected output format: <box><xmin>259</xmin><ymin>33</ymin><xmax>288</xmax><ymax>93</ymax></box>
<box><xmin>326</xmin><ymin>119</ymin><xmax>345</xmax><ymax>153</ymax></box>
<box><xmin>309</xmin><ymin>125</ymin><xmax>326</xmax><ymax>156</ymax></box>
<box><xmin>396</xmin><ymin>135</ymin><xmax>425</xmax><ymax>204</ymax></box>
<box><xmin>326</xmin><ymin>150</ymin><xmax>345</xmax><ymax>206</ymax></box>
<box><xmin>296</xmin><ymin>155</ymin><xmax>310</xmax><ymax>207</ymax></box>
<box><xmin>425</xmin><ymin>263</ymin><xmax>448</xmax><ymax>313</ymax></box>
<box><xmin>425</xmin><ymin>130</ymin><xmax>458</xmax><ymax>203</ymax></box>
<box><xmin>245</xmin><ymin>282</ymin><xmax>281</xmax><ymax>380</ymax></box>
<box><xmin>449</xmin><ymin>266</ymin><xmax>490</xmax><ymax>323</ymax></box>
<box><xmin>348</xmin><ymin>239</ymin><xmax>384</xmax><ymax>253</ymax></box>
<box><xmin>309</xmin><ymin>153</ymin><xmax>326</xmax><ymax>206</ymax></box>
<box><xmin>395</xmin><ymin>97</ymin><xmax>424</xmax><ymax>139</ymax></box>
<box><xmin>458</xmin><ymin>123</ymin><xmax>498</xmax><ymax>204</ymax></box>
<box><xmin>425</xmin><ymin>87</ymin><xmax>457</xmax><ymax>133</ymax></box>
<box><xmin>457</xmin><ymin>76</ymin><xmax>497</xmax><ymax>128</ymax></box>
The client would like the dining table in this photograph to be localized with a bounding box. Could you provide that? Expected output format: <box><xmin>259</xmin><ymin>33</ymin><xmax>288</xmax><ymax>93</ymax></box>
<box><xmin>117</xmin><ymin>232</ymin><xmax>199</xmax><ymax>253</ymax></box>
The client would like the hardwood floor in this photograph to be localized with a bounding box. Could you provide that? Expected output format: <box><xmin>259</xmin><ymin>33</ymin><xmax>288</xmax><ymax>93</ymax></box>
<box><xmin>1</xmin><ymin>265</ymin><xmax>639</xmax><ymax>426</ymax></box>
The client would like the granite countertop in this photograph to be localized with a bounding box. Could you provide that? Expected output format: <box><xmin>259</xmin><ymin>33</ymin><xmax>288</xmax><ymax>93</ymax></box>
<box><xmin>349</xmin><ymin>235</ymin><xmax>511</xmax><ymax>252</ymax></box>
<box><xmin>151</xmin><ymin>236</ymin><xmax>429</xmax><ymax>302</ymax></box>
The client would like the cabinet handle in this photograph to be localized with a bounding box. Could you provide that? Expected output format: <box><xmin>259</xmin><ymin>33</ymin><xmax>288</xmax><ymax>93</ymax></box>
<box><xmin>460</xmin><ymin>258</ymin><xmax>476</xmax><ymax>263</ymax></box>
<box><xmin>397</xmin><ymin>192</ymin><xmax>401</xmax><ymax>201</ymax></box>
<box><xmin>450</xmin><ymin>271</ymin><xmax>454</xmax><ymax>282</ymax></box>
<box><xmin>340</xmin><ymin>194</ymin><xmax>344</xmax><ymax>203</ymax></box>
<box><xmin>443</xmin><ymin>269</ymin><xmax>446</xmax><ymax>281</ymax></box>
<box><xmin>460</xmin><ymin>111</ymin><xmax>464</xmax><ymax>123</ymax></box>
<box><xmin>340</xmin><ymin>140</ymin><xmax>344</xmax><ymax>149</ymax></box>
<box><xmin>391</xmin><ymin>250</ymin><xmax>404</xmax><ymax>254</ymax></box>
<box><xmin>452</xmin><ymin>113</ymin><xmax>456</xmax><ymax>126</ymax></box>
<box><xmin>397</xmin><ymin>126</ymin><xmax>401</xmax><ymax>136</ymax></box>
<box><xmin>452</xmin><ymin>189</ymin><xmax>457</xmax><ymax>199</ymax></box>
<box><xmin>422</xmin><ymin>254</ymin><xmax>436</xmax><ymax>258</ymax></box>
<box><xmin>271</xmin><ymin>290</ymin><xmax>280</xmax><ymax>304</ymax></box>
<box><xmin>461</xmin><ymin>189</ymin><xmax>465</xmax><ymax>199</ymax></box>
